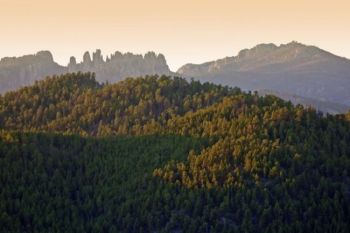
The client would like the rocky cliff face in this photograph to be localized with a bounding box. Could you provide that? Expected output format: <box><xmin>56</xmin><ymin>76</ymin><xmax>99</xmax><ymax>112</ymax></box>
<box><xmin>0</xmin><ymin>51</ymin><xmax>66</xmax><ymax>93</ymax></box>
<box><xmin>0</xmin><ymin>50</ymin><xmax>171</xmax><ymax>93</ymax></box>
<box><xmin>177</xmin><ymin>42</ymin><xmax>350</xmax><ymax>109</ymax></box>
<box><xmin>67</xmin><ymin>50</ymin><xmax>171</xmax><ymax>83</ymax></box>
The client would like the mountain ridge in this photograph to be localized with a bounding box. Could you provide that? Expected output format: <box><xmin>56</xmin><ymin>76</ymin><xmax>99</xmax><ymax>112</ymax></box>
<box><xmin>0</xmin><ymin>42</ymin><xmax>349</xmax><ymax>113</ymax></box>
<box><xmin>178</xmin><ymin>41</ymin><xmax>350</xmax><ymax>74</ymax></box>
<box><xmin>0</xmin><ymin>50</ymin><xmax>172</xmax><ymax>94</ymax></box>
<box><xmin>177</xmin><ymin>41</ymin><xmax>350</xmax><ymax>110</ymax></box>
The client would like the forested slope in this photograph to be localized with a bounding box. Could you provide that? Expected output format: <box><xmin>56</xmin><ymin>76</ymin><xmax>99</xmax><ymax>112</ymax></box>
<box><xmin>0</xmin><ymin>73</ymin><xmax>349</xmax><ymax>232</ymax></box>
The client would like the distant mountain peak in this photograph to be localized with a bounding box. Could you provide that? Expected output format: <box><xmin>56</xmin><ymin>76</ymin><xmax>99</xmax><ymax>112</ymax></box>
<box><xmin>178</xmin><ymin>41</ymin><xmax>340</xmax><ymax>75</ymax></box>
<box><xmin>35</xmin><ymin>51</ymin><xmax>54</xmax><ymax>62</ymax></box>
<box><xmin>234</xmin><ymin>41</ymin><xmax>330</xmax><ymax>62</ymax></box>
<box><xmin>285</xmin><ymin>40</ymin><xmax>304</xmax><ymax>46</ymax></box>
<box><xmin>0</xmin><ymin>50</ymin><xmax>172</xmax><ymax>94</ymax></box>
<box><xmin>0</xmin><ymin>50</ymin><xmax>55</xmax><ymax>67</ymax></box>
<box><xmin>237</xmin><ymin>43</ymin><xmax>278</xmax><ymax>59</ymax></box>
<box><xmin>177</xmin><ymin>41</ymin><xmax>350</xmax><ymax>110</ymax></box>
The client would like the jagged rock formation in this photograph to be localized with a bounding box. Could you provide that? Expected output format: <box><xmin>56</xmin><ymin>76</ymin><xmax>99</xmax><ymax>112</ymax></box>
<box><xmin>0</xmin><ymin>51</ymin><xmax>66</xmax><ymax>93</ymax></box>
<box><xmin>178</xmin><ymin>41</ymin><xmax>350</xmax><ymax>111</ymax></box>
<box><xmin>0</xmin><ymin>50</ymin><xmax>171</xmax><ymax>93</ymax></box>
<box><xmin>68</xmin><ymin>50</ymin><xmax>171</xmax><ymax>83</ymax></box>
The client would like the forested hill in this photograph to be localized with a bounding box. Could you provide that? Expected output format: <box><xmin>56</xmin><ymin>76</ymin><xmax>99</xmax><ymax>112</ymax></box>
<box><xmin>0</xmin><ymin>72</ymin><xmax>242</xmax><ymax>136</ymax></box>
<box><xmin>0</xmin><ymin>73</ymin><xmax>350</xmax><ymax>232</ymax></box>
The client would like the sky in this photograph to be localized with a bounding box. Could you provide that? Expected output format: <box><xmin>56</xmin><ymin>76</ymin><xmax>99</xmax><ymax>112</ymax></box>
<box><xmin>0</xmin><ymin>0</ymin><xmax>349</xmax><ymax>71</ymax></box>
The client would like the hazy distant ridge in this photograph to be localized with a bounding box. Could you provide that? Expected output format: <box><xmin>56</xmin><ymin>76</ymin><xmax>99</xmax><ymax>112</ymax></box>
<box><xmin>177</xmin><ymin>41</ymin><xmax>350</xmax><ymax>110</ymax></box>
<box><xmin>67</xmin><ymin>50</ymin><xmax>171</xmax><ymax>83</ymax></box>
<box><xmin>0</xmin><ymin>51</ymin><xmax>66</xmax><ymax>93</ymax></box>
<box><xmin>0</xmin><ymin>50</ymin><xmax>171</xmax><ymax>93</ymax></box>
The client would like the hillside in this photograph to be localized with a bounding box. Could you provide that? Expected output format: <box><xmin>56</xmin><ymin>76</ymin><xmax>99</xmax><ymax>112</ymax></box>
<box><xmin>258</xmin><ymin>89</ymin><xmax>350</xmax><ymax>114</ymax></box>
<box><xmin>0</xmin><ymin>73</ymin><xmax>349</xmax><ymax>232</ymax></box>
<box><xmin>178</xmin><ymin>41</ymin><xmax>350</xmax><ymax>112</ymax></box>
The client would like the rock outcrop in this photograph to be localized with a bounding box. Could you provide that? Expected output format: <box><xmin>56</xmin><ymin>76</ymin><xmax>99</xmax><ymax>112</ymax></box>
<box><xmin>67</xmin><ymin>50</ymin><xmax>171</xmax><ymax>83</ymax></box>
<box><xmin>0</xmin><ymin>50</ymin><xmax>172</xmax><ymax>93</ymax></box>
<box><xmin>0</xmin><ymin>51</ymin><xmax>66</xmax><ymax>93</ymax></box>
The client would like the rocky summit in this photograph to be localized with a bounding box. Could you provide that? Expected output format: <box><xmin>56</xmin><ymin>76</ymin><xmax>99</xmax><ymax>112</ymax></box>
<box><xmin>0</xmin><ymin>51</ymin><xmax>65</xmax><ymax>93</ymax></box>
<box><xmin>0</xmin><ymin>50</ymin><xmax>171</xmax><ymax>93</ymax></box>
<box><xmin>67</xmin><ymin>50</ymin><xmax>171</xmax><ymax>83</ymax></box>
<box><xmin>177</xmin><ymin>42</ymin><xmax>350</xmax><ymax>111</ymax></box>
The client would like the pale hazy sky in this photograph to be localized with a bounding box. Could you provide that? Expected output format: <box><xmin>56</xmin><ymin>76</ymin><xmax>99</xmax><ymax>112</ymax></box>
<box><xmin>0</xmin><ymin>0</ymin><xmax>349</xmax><ymax>70</ymax></box>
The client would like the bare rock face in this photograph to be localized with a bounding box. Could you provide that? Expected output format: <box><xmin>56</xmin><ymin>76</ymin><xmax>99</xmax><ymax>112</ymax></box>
<box><xmin>68</xmin><ymin>56</ymin><xmax>77</xmax><ymax>72</ymax></box>
<box><xmin>67</xmin><ymin>50</ymin><xmax>172</xmax><ymax>83</ymax></box>
<box><xmin>92</xmin><ymin>49</ymin><xmax>103</xmax><ymax>66</ymax></box>
<box><xmin>177</xmin><ymin>42</ymin><xmax>350</xmax><ymax>110</ymax></box>
<box><xmin>0</xmin><ymin>50</ymin><xmax>172</xmax><ymax>93</ymax></box>
<box><xmin>0</xmin><ymin>51</ymin><xmax>67</xmax><ymax>93</ymax></box>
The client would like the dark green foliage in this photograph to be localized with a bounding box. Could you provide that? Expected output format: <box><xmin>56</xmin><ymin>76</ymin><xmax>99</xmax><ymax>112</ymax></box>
<box><xmin>0</xmin><ymin>73</ymin><xmax>349</xmax><ymax>232</ymax></box>
<box><xmin>0</xmin><ymin>132</ymin><xmax>207</xmax><ymax>233</ymax></box>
